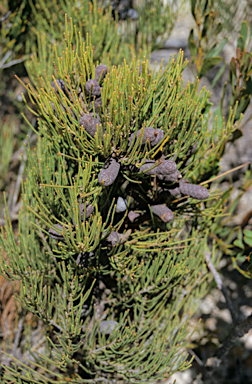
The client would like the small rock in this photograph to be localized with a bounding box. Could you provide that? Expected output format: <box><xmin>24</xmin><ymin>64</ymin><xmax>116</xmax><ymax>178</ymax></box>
<box><xmin>128</xmin><ymin>210</ymin><xmax>140</xmax><ymax>222</ymax></box>
<box><xmin>116</xmin><ymin>197</ymin><xmax>127</xmax><ymax>213</ymax></box>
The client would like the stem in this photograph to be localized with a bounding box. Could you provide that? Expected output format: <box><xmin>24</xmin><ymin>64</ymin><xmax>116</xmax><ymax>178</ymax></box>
<box><xmin>205</xmin><ymin>251</ymin><xmax>237</xmax><ymax>324</ymax></box>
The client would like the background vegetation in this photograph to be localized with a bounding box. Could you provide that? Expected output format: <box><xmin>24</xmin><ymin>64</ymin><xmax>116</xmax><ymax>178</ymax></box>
<box><xmin>0</xmin><ymin>1</ymin><xmax>252</xmax><ymax>383</ymax></box>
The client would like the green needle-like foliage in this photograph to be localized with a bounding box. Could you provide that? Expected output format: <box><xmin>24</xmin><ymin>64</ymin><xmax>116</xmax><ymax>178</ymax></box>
<box><xmin>25</xmin><ymin>1</ymin><xmax>136</xmax><ymax>82</ymax></box>
<box><xmin>25</xmin><ymin>0</ymin><xmax>177</xmax><ymax>83</ymax></box>
<box><xmin>0</xmin><ymin>25</ymin><xmax>238</xmax><ymax>383</ymax></box>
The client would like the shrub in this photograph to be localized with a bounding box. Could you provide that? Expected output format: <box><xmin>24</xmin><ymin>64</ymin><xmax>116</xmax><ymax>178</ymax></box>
<box><xmin>0</xmin><ymin>20</ymin><xmax>239</xmax><ymax>381</ymax></box>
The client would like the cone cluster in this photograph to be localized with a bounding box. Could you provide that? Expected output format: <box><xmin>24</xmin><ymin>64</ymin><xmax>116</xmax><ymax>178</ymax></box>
<box><xmin>50</xmin><ymin>62</ymin><xmax>209</xmax><ymax>246</ymax></box>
